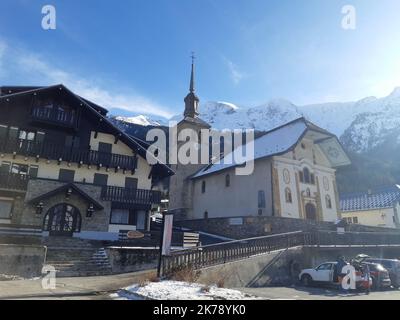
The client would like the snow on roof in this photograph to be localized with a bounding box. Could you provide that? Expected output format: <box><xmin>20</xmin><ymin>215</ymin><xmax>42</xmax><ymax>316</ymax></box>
<box><xmin>340</xmin><ymin>185</ymin><xmax>400</xmax><ymax>212</ymax></box>
<box><xmin>192</xmin><ymin>118</ymin><xmax>309</xmax><ymax>178</ymax></box>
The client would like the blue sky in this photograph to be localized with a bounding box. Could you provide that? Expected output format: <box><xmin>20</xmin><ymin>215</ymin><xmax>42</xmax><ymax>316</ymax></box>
<box><xmin>1</xmin><ymin>0</ymin><xmax>400</xmax><ymax>118</ymax></box>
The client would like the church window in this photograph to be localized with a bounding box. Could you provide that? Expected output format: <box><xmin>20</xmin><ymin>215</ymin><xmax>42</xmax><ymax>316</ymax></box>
<box><xmin>325</xmin><ymin>195</ymin><xmax>332</xmax><ymax>209</ymax></box>
<box><xmin>225</xmin><ymin>174</ymin><xmax>230</xmax><ymax>187</ymax></box>
<box><xmin>258</xmin><ymin>191</ymin><xmax>266</xmax><ymax>208</ymax></box>
<box><xmin>285</xmin><ymin>188</ymin><xmax>292</xmax><ymax>203</ymax></box>
<box><xmin>201</xmin><ymin>181</ymin><xmax>206</xmax><ymax>193</ymax></box>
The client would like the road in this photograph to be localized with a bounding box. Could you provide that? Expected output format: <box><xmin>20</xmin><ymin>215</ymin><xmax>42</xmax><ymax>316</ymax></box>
<box><xmin>238</xmin><ymin>285</ymin><xmax>400</xmax><ymax>300</ymax></box>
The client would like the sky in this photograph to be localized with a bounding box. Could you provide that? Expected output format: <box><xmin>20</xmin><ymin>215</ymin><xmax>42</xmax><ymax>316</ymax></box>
<box><xmin>1</xmin><ymin>0</ymin><xmax>400</xmax><ymax>118</ymax></box>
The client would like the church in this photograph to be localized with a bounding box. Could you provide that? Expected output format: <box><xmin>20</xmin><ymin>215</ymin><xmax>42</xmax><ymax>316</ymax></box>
<box><xmin>168</xmin><ymin>62</ymin><xmax>351</xmax><ymax>223</ymax></box>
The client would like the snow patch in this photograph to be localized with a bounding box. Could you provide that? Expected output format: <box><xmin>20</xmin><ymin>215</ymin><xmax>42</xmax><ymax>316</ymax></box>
<box><xmin>111</xmin><ymin>280</ymin><xmax>260</xmax><ymax>300</ymax></box>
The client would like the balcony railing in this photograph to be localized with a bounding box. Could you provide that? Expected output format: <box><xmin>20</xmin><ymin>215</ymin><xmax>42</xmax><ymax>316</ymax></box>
<box><xmin>101</xmin><ymin>186</ymin><xmax>162</xmax><ymax>205</ymax></box>
<box><xmin>31</xmin><ymin>106</ymin><xmax>77</xmax><ymax>128</ymax></box>
<box><xmin>0</xmin><ymin>172</ymin><xmax>29</xmax><ymax>191</ymax></box>
<box><xmin>0</xmin><ymin>139</ymin><xmax>137</xmax><ymax>171</ymax></box>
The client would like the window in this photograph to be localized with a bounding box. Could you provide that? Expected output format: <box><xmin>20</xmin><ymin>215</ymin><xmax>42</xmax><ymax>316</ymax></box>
<box><xmin>310</xmin><ymin>173</ymin><xmax>315</xmax><ymax>185</ymax></box>
<box><xmin>258</xmin><ymin>209</ymin><xmax>263</xmax><ymax>216</ymax></box>
<box><xmin>326</xmin><ymin>195</ymin><xmax>332</xmax><ymax>209</ymax></box>
<box><xmin>225</xmin><ymin>174</ymin><xmax>230</xmax><ymax>187</ymax></box>
<box><xmin>204</xmin><ymin>211</ymin><xmax>208</xmax><ymax>219</ymax></box>
<box><xmin>285</xmin><ymin>188</ymin><xmax>292</xmax><ymax>203</ymax></box>
<box><xmin>201</xmin><ymin>181</ymin><xmax>206</xmax><ymax>193</ymax></box>
<box><xmin>125</xmin><ymin>177</ymin><xmax>138</xmax><ymax>189</ymax></box>
<box><xmin>0</xmin><ymin>125</ymin><xmax>7</xmax><ymax>141</ymax></box>
<box><xmin>317</xmin><ymin>263</ymin><xmax>333</xmax><ymax>271</ymax></box>
<box><xmin>11</xmin><ymin>163</ymin><xmax>29</xmax><ymax>175</ymax></box>
<box><xmin>353</xmin><ymin>217</ymin><xmax>358</xmax><ymax>224</ymax></box>
<box><xmin>59</xmin><ymin>169</ymin><xmax>75</xmax><ymax>182</ymax></box>
<box><xmin>93</xmin><ymin>173</ymin><xmax>108</xmax><ymax>186</ymax></box>
<box><xmin>110</xmin><ymin>209</ymin><xmax>129</xmax><ymax>224</ymax></box>
<box><xmin>258</xmin><ymin>190</ymin><xmax>266</xmax><ymax>208</ymax></box>
<box><xmin>0</xmin><ymin>161</ymin><xmax>11</xmax><ymax>174</ymax></box>
<box><xmin>28</xmin><ymin>165</ymin><xmax>39</xmax><ymax>178</ymax></box>
<box><xmin>65</xmin><ymin>135</ymin><xmax>80</xmax><ymax>148</ymax></box>
<box><xmin>110</xmin><ymin>209</ymin><xmax>137</xmax><ymax>225</ymax></box>
<box><xmin>0</xmin><ymin>199</ymin><xmax>13</xmax><ymax>219</ymax></box>
<box><xmin>19</xmin><ymin>130</ymin><xmax>36</xmax><ymax>141</ymax></box>
<box><xmin>303</xmin><ymin>167</ymin><xmax>311</xmax><ymax>184</ymax></box>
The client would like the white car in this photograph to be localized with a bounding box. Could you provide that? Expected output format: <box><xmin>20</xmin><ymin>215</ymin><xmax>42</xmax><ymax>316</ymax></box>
<box><xmin>299</xmin><ymin>261</ymin><xmax>373</xmax><ymax>289</ymax></box>
<box><xmin>299</xmin><ymin>262</ymin><xmax>338</xmax><ymax>286</ymax></box>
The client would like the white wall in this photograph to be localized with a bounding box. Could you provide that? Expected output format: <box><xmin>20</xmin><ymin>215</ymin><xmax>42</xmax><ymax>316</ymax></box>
<box><xmin>191</xmin><ymin>159</ymin><xmax>273</xmax><ymax>219</ymax></box>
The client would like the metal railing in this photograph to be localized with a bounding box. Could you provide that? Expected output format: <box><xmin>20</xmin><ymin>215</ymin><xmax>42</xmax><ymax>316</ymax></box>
<box><xmin>0</xmin><ymin>139</ymin><xmax>137</xmax><ymax>170</ymax></box>
<box><xmin>31</xmin><ymin>106</ymin><xmax>77</xmax><ymax>128</ymax></box>
<box><xmin>161</xmin><ymin>230</ymin><xmax>400</xmax><ymax>275</ymax></box>
<box><xmin>101</xmin><ymin>186</ymin><xmax>162</xmax><ymax>204</ymax></box>
<box><xmin>0</xmin><ymin>172</ymin><xmax>29</xmax><ymax>191</ymax></box>
<box><xmin>162</xmin><ymin>231</ymin><xmax>309</xmax><ymax>275</ymax></box>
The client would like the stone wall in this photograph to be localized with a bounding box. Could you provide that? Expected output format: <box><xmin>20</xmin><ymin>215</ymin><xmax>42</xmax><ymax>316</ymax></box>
<box><xmin>176</xmin><ymin>216</ymin><xmax>400</xmax><ymax>240</ymax></box>
<box><xmin>0</xmin><ymin>244</ymin><xmax>46</xmax><ymax>278</ymax></box>
<box><xmin>106</xmin><ymin>247</ymin><xmax>159</xmax><ymax>274</ymax></box>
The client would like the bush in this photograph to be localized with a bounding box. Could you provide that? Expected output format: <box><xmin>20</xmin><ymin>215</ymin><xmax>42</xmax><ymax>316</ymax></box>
<box><xmin>166</xmin><ymin>264</ymin><xmax>200</xmax><ymax>283</ymax></box>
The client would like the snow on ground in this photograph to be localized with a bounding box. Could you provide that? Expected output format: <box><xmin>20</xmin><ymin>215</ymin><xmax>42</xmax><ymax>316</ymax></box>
<box><xmin>110</xmin><ymin>280</ymin><xmax>260</xmax><ymax>300</ymax></box>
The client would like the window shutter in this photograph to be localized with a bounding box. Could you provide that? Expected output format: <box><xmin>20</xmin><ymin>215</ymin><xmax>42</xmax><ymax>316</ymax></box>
<box><xmin>29</xmin><ymin>165</ymin><xmax>39</xmax><ymax>178</ymax></box>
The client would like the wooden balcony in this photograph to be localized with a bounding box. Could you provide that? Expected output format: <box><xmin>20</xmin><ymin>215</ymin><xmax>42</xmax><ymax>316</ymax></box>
<box><xmin>0</xmin><ymin>172</ymin><xmax>29</xmax><ymax>192</ymax></box>
<box><xmin>30</xmin><ymin>106</ymin><xmax>78</xmax><ymax>129</ymax></box>
<box><xmin>0</xmin><ymin>139</ymin><xmax>137</xmax><ymax>171</ymax></box>
<box><xmin>101</xmin><ymin>186</ymin><xmax>162</xmax><ymax>205</ymax></box>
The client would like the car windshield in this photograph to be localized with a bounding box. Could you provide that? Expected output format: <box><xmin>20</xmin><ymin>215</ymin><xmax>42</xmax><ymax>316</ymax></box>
<box><xmin>368</xmin><ymin>259</ymin><xmax>393</xmax><ymax>269</ymax></box>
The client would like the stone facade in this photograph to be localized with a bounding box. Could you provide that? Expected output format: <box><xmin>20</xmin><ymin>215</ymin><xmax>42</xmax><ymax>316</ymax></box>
<box><xmin>19</xmin><ymin>179</ymin><xmax>111</xmax><ymax>233</ymax></box>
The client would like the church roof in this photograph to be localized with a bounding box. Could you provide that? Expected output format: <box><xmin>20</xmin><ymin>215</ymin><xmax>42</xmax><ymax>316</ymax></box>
<box><xmin>340</xmin><ymin>185</ymin><xmax>400</xmax><ymax>212</ymax></box>
<box><xmin>192</xmin><ymin>117</ymin><xmax>350</xmax><ymax>179</ymax></box>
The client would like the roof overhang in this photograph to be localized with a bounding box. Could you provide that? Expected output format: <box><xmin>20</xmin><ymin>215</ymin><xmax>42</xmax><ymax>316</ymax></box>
<box><xmin>28</xmin><ymin>183</ymin><xmax>104</xmax><ymax>210</ymax></box>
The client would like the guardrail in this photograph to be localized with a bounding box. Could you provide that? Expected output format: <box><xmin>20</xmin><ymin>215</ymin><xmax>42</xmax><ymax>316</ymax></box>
<box><xmin>161</xmin><ymin>230</ymin><xmax>400</xmax><ymax>276</ymax></box>
<box><xmin>162</xmin><ymin>231</ymin><xmax>309</xmax><ymax>275</ymax></box>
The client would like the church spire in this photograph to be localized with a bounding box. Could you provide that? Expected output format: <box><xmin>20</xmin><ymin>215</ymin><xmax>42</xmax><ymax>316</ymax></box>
<box><xmin>189</xmin><ymin>52</ymin><xmax>195</xmax><ymax>93</ymax></box>
<box><xmin>184</xmin><ymin>52</ymin><xmax>199</xmax><ymax>118</ymax></box>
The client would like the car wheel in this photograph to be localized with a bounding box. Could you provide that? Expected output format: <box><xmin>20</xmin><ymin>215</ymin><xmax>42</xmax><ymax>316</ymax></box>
<box><xmin>301</xmin><ymin>274</ymin><xmax>312</xmax><ymax>287</ymax></box>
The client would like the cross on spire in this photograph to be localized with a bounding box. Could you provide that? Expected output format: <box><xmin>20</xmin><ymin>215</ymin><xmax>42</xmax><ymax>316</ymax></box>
<box><xmin>189</xmin><ymin>52</ymin><xmax>195</xmax><ymax>93</ymax></box>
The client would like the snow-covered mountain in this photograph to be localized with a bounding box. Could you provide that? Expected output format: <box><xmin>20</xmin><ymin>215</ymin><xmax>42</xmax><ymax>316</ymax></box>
<box><xmin>115</xmin><ymin>87</ymin><xmax>400</xmax><ymax>153</ymax></box>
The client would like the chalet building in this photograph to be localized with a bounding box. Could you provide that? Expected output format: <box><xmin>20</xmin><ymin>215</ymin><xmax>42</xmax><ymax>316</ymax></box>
<box><xmin>169</xmin><ymin>63</ymin><xmax>351</xmax><ymax>222</ymax></box>
<box><xmin>0</xmin><ymin>85</ymin><xmax>172</xmax><ymax>240</ymax></box>
<box><xmin>340</xmin><ymin>185</ymin><xmax>400</xmax><ymax>229</ymax></box>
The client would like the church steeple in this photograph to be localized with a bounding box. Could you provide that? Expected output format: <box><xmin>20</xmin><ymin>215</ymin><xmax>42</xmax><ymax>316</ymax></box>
<box><xmin>184</xmin><ymin>53</ymin><xmax>200</xmax><ymax>118</ymax></box>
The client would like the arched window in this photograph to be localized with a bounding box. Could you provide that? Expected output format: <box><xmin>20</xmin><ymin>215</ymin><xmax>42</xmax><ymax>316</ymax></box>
<box><xmin>285</xmin><ymin>188</ymin><xmax>292</xmax><ymax>203</ymax></box>
<box><xmin>303</xmin><ymin>167</ymin><xmax>311</xmax><ymax>184</ymax></box>
<box><xmin>225</xmin><ymin>174</ymin><xmax>230</xmax><ymax>187</ymax></box>
<box><xmin>326</xmin><ymin>195</ymin><xmax>332</xmax><ymax>209</ymax></box>
<box><xmin>201</xmin><ymin>181</ymin><xmax>206</xmax><ymax>193</ymax></box>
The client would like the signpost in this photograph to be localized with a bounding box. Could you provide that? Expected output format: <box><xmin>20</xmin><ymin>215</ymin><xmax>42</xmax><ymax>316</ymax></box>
<box><xmin>157</xmin><ymin>209</ymin><xmax>174</xmax><ymax>277</ymax></box>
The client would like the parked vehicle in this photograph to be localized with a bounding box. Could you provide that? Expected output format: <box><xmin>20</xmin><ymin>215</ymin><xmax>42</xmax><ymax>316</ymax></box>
<box><xmin>363</xmin><ymin>262</ymin><xmax>391</xmax><ymax>290</ymax></box>
<box><xmin>299</xmin><ymin>261</ymin><xmax>372</xmax><ymax>290</ymax></box>
<box><xmin>364</xmin><ymin>258</ymin><xmax>400</xmax><ymax>288</ymax></box>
